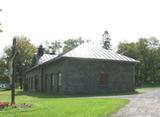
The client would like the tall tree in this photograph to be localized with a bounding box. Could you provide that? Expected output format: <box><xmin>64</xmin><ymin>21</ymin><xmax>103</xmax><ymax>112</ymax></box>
<box><xmin>102</xmin><ymin>30</ymin><xmax>111</xmax><ymax>50</ymax></box>
<box><xmin>3</xmin><ymin>36</ymin><xmax>36</xmax><ymax>89</ymax></box>
<box><xmin>63</xmin><ymin>37</ymin><xmax>84</xmax><ymax>53</ymax></box>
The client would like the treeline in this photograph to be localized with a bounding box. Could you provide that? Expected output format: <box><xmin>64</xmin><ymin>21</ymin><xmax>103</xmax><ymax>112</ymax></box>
<box><xmin>117</xmin><ymin>37</ymin><xmax>160</xmax><ymax>85</ymax></box>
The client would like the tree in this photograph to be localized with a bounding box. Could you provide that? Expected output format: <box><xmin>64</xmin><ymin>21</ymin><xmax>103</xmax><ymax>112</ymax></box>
<box><xmin>117</xmin><ymin>37</ymin><xmax>160</xmax><ymax>85</ymax></box>
<box><xmin>3</xmin><ymin>36</ymin><xmax>36</xmax><ymax>89</ymax></box>
<box><xmin>63</xmin><ymin>37</ymin><xmax>84</xmax><ymax>53</ymax></box>
<box><xmin>117</xmin><ymin>42</ymin><xmax>138</xmax><ymax>59</ymax></box>
<box><xmin>102</xmin><ymin>30</ymin><xmax>111</xmax><ymax>50</ymax></box>
<box><xmin>0</xmin><ymin>58</ymin><xmax>7</xmax><ymax>82</ymax></box>
<box><xmin>44</xmin><ymin>40</ymin><xmax>62</xmax><ymax>54</ymax></box>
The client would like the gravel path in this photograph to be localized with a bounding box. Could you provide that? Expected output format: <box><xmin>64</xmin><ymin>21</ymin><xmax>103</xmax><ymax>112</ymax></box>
<box><xmin>112</xmin><ymin>88</ymin><xmax>160</xmax><ymax>117</ymax></box>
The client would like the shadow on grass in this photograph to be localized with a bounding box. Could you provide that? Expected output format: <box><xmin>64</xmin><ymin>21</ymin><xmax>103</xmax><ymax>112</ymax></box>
<box><xmin>0</xmin><ymin>88</ymin><xmax>10</xmax><ymax>92</ymax></box>
<box><xmin>137</xmin><ymin>82</ymin><xmax>160</xmax><ymax>89</ymax></box>
<box><xmin>15</xmin><ymin>89</ymin><xmax>139</xmax><ymax>99</ymax></box>
<box><xmin>16</xmin><ymin>90</ymin><xmax>69</xmax><ymax>98</ymax></box>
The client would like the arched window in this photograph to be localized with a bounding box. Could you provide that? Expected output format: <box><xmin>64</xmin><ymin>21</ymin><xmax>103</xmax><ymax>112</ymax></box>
<box><xmin>50</xmin><ymin>73</ymin><xmax>54</xmax><ymax>91</ymax></box>
<box><xmin>35</xmin><ymin>75</ymin><xmax>38</xmax><ymax>91</ymax></box>
<box><xmin>29</xmin><ymin>77</ymin><xmax>31</xmax><ymax>89</ymax></box>
<box><xmin>58</xmin><ymin>72</ymin><xmax>62</xmax><ymax>86</ymax></box>
<box><xmin>45</xmin><ymin>74</ymin><xmax>48</xmax><ymax>91</ymax></box>
<box><xmin>31</xmin><ymin>77</ymin><xmax>33</xmax><ymax>89</ymax></box>
<box><xmin>51</xmin><ymin>73</ymin><xmax>54</xmax><ymax>86</ymax></box>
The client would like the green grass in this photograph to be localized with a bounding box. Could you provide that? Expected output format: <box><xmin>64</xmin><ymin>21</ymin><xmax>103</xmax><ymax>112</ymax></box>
<box><xmin>0</xmin><ymin>90</ymin><xmax>128</xmax><ymax>117</ymax></box>
<box><xmin>135</xmin><ymin>82</ymin><xmax>160</xmax><ymax>93</ymax></box>
<box><xmin>135</xmin><ymin>88</ymin><xmax>146</xmax><ymax>93</ymax></box>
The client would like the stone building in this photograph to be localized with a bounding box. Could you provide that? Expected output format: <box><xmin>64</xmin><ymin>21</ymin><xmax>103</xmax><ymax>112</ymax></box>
<box><xmin>25</xmin><ymin>43</ymin><xmax>139</xmax><ymax>94</ymax></box>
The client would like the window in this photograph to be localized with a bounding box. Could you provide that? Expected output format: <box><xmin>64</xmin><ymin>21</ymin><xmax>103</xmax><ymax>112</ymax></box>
<box><xmin>35</xmin><ymin>75</ymin><xmax>38</xmax><ymax>91</ymax></box>
<box><xmin>32</xmin><ymin>77</ymin><xmax>34</xmax><ymax>89</ymax></box>
<box><xmin>51</xmin><ymin>74</ymin><xmax>54</xmax><ymax>85</ymax></box>
<box><xmin>58</xmin><ymin>72</ymin><xmax>62</xmax><ymax>86</ymax></box>
<box><xmin>45</xmin><ymin>74</ymin><xmax>48</xmax><ymax>91</ymax></box>
<box><xmin>29</xmin><ymin>77</ymin><xmax>31</xmax><ymax>89</ymax></box>
<box><xmin>31</xmin><ymin>77</ymin><xmax>33</xmax><ymax>89</ymax></box>
<box><xmin>50</xmin><ymin>73</ymin><xmax>54</xmax><ymax>91</ymax></box>
<box><xmin>50</xmin><ymin>73</ymin><xmax>54</xmax><ymax>86</ymax></box>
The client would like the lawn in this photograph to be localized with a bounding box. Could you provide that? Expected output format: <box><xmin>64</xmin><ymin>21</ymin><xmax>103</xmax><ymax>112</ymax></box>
<box><xmin>135</xmin><ymin>83</ymin><xmax>160</xmax><ymax>93</ymax></box>
<box><xmin>0</xmin><ymin>90</ymin><xmax>128</xmax><ymax>117</ymax></box>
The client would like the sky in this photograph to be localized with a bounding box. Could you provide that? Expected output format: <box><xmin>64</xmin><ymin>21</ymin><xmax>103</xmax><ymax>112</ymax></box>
<box><xmin>0</xmin><ymin>0</ymin><xmax>160</xmax><ymax>55</ymax></box>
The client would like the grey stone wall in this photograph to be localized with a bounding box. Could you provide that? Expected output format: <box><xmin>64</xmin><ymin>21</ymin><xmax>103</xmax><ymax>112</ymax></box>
<box><xmin>62</xmin><ymin>58</ymin><xmax>136</xmax><ymax>94</ymax></box>
<box><xmin>26</xmin><ymin>58</ymin><xmax>67</xmax><ymax>94</ymax></box>
<box><xmin>41</xmin><ymin>59</ymin><xmax>66</xmax><ymax>94</ymax></box>
<box><xmin>26</xmin><ymin>58</ymin><xmax>136</xmax><ymax>95</ymax></box>
<box><xmin>26</xmin><ymin>67</ymin><xmax>41</xmax><ymax>92</ymax></box>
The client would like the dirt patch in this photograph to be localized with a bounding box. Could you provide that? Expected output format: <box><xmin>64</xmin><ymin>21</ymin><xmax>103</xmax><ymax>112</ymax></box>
<box><xmin>14</xmin><ymin>103</ymin><xmax>33</xmax><ymax>109</ymax></box>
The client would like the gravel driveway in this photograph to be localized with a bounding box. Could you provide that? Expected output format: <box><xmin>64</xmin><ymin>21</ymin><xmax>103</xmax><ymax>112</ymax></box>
<box><xmin>111</xmin><ymin>88</ymin><xmax>160</xmax><ymax>117</ymax></box>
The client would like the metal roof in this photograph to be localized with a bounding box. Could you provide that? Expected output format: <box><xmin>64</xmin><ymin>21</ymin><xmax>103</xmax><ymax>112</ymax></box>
<box><xmin>38</xmin><ymin>54</ymin><xmax>57</xmax><ymax>64</ymax></box>
<box><xmin>62</xmin><ymin>43</ymin><xmax>139</xmax><ymax>63</ymax></box>
<box><xmin>28</xmin><ymin>43</ymin><xmax>139</xmax><ymax>72</ymax></box>
<box><xmin>37</xmin><ymin>43</ymin><xmax>138</xmax><ymax>66</ymax></box>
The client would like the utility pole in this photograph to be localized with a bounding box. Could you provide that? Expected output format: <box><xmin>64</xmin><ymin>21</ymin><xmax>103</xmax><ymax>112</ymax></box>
<box><xmin>11</xmin><ymin>38</ymin><xmax>16</xmax><ymax>105</ymax></box>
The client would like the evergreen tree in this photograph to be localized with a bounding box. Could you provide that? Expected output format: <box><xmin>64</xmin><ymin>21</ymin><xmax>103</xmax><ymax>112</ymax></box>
<box><xmin>102</xmin><ymin>30</ymin><xmax>111</xmax><ymax>50</ymax></box>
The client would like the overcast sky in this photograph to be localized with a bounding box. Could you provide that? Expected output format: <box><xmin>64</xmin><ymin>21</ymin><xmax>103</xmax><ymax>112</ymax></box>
<box><xmin>0</xmin><ymin>0</ymin><xmax>160</xmax><ymax>55</ymax></box>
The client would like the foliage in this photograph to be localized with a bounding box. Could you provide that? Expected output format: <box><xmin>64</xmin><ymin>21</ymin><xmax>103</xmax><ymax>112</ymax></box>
<box><xmin>63</xmin><ymin>37</ymin><xmax>84</xmax><ymax>53</ymax></box>
<box><xmin>44</xmin><ymin>40</ymin><xmax>62</xmax><ymax>54</ymax></box>
<box><xmin>0</xmin><ymin>89</ymin><xmax>128</xmax><ymax>117</ymax></box>
<box><xmin>0</xmin><ymin>58</ymin><xmax>7</xmax><ymax>82</ymax></box>
<box><xmin>44</xmin><ymin>38</ymin><xmax>85</xmax><ymax>54</ymax></box>
<box><xmin>2</xmin><ymin>36</ymin><xmax>36</xmax><ymax>88</ymax></box>
<box><xmin>0</xmin><ymin>59</ymin><xmax>4</xmax><ymax>80</ymax></box>
<box><xmin>117</xmin><ymin>37</ymin><xmax>160</xmax><ymax>85</ymax></box>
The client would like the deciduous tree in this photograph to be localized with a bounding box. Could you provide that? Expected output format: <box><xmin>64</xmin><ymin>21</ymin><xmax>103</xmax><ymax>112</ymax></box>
<box><xmin>117</xmin><ymin>37</ymin><xmax>160</xmax><ymax>85</ymax></box>
<box><xmin>3</xmin><ymin>36</ymin><xmax>36</xmax><ymax>89</ymax></box>
<box><xmin>44</xmin><ymin>40</ymin><xmax>62</xmax><ymax>54</ymax></box>
<box><xmin>63</xmin><ymin>38</ymin><xmax>84</xmax><ymax>53</ymax></box>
